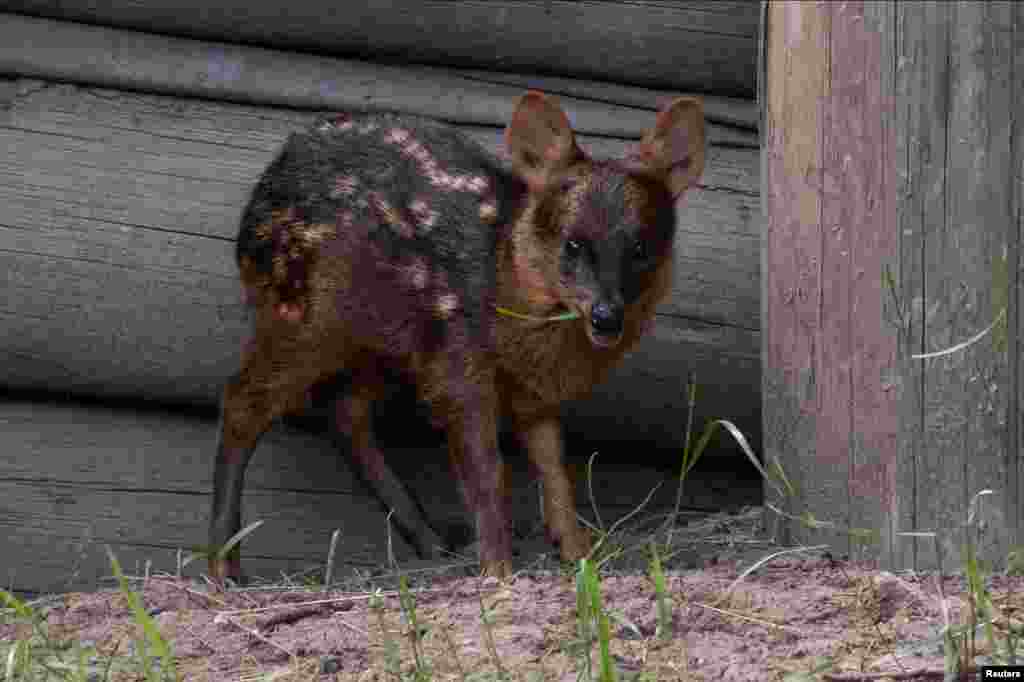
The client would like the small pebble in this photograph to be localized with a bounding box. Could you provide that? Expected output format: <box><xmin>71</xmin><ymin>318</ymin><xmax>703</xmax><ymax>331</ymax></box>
<box><xmin>319</xmin><ymin>656</ymin><xmax>343</xmax><ymax>674</ymax></box>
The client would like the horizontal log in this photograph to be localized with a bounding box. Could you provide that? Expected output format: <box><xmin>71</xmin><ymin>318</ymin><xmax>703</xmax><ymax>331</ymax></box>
<box><xmin>0</xmin><ymin>77</ymin><xmax>761</xmax><ymax>448</ymax></box>
<box><xmin>569</xmin><ymin>312</ymin><xmax>762</xmax><ymax>456</ymax></box>
<box><xmin>0</xmin><ymin>1</ymin><xmax>759</xmax><ymax>98</ymax></box>
<box><xmin>0</xmin><ymin>401</ymin><xmax>421</xmax><ymax>593</ymax></box>
<box><xmin>0</xmin><ymin>399</ymin><xmax>761</xmax><ymax>594</ymax></box>
<box><xmin>0</xmin><ymin>14</ymin><xmax>756</xmax><ymax>147</ymax></box>
<box><xmin>6</xmin><ymin>531</ymin><xmax>317</xmax><ymax>595</ymax></box>
<box><xmin>454</xmin><ymin>70</ymin><xmax>759</xmax><ymax>131</ymax></box>
<box><xmin>1</xmin><ymin>485</ymin><xmax>417</xmax><ymax>588</ymax></box>
<box><xmin>0</xmin><ymin>78</ymin><xmax>758</xmax><ymax>196</ymax></box>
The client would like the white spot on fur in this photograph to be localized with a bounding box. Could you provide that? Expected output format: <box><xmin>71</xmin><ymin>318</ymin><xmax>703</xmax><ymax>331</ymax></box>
<box><xmin>380</xmin><ymin>129</ymin><xmax>493</xmax><ymax>196</ymax></box>
<box><xmin>406</xmin><ymin>259</ymin><xmax>429</xmax><ymax>290</ymax></box>
<box><xmin>410</xmin><ymin>198</ymin><xmax>438</xmax><ymax>230</ymax></box>
<box><xmin>436</xmin><ymin>293</ymin><xmax>459</xmax><ymax>318</ymax></box>
<box><xmin>331</xmin><ymin>175</ymin><xmax>359</xmax><ymax>198</ymax></box>
<box><xmin>478</xmin><ymin>201</ymin><xmax>497</xmax><ymax>222</ymax></box>
<box><xmin>385</xmin><ymin>128</ymin><xmax>411</xmax><ymax>144</ymax></box>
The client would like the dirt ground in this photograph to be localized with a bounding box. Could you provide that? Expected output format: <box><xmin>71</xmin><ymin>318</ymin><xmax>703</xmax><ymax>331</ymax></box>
<box><xmin>5</xmin><ymin>508</ymin><xmax>1023</xmax><ymax>681</ymax></box>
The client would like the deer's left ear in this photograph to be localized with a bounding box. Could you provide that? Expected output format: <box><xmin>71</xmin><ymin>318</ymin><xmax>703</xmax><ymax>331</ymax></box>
<box><xmin>630</xmin><ymin>97</ymin><xmax>705</xmax><ymax>198</ymax></box>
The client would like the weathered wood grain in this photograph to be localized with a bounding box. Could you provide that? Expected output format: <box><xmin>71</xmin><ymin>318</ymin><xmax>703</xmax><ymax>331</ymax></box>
<box><xmin>895</xmin><ymin>1</ymin><xmax>954</xmax><ymax>571</ymax></box>
<box><xmin>0</xmin><ymin>78</ymin><xmax>761</xmax><ymax>452</ymax></box>
<box><xmin>763</xmin><ymin>0</ymin><xmax>1020</xmax><ymax>571</ymax></box>
<box><xmin>763</xmin><ymin>1</ymin><xmax>836</xmax><ymax>551</ymax></box>
<box><xmin>838</xmin><ymin>3</ymin><xmax>899</xmax><ymax>564</ymax></box>
<box><xmin>5</xmin><ymin>530</ymin><xmax>313</xmax><ymax>595</ymax></box>
<box><xmin>0</xmin><ymin>13</ymin><xmax>756</xmax><ymax>147</ymax></box>
<box><xmin>0</xmin><ymin>399</ymin><xmax>422</xmax><ymax>596</ymax></box>
<box><xmin>888</xmin><ymin>1</ymin><xmax>1018</xmax><ymax>569</ymax></box>
<box><xmin>1</xmin><ymin>474</ymin><xmax>425</xmax><ymax>594</ymax></box>
<box><xmin>1013</xmin><ymin>0</ymin><xmax>1024</xmax><ymax>553</ymax></box>
<box><xmin>0</xmin><ymin>1</ymin><xmax>760</xmax><ymax>97</ymax></box>
<box><xmin>567</xmin><ymin>311</ymin><xmax>762</xmax><ymax>456</ymax></box>
<box><xmin>0</xmin><ymin>399</ymin><xmax>760</xmax><ymax>594</ymax></box>
<box><xmin>442</xmin><ymin>70</ymin><xmax>759</xmax><ymax>131</ymax></box>
<box><xmin>921</xmin><ymin>1</ymin><xmax>1016</xmax><ymax>565</ymax></box>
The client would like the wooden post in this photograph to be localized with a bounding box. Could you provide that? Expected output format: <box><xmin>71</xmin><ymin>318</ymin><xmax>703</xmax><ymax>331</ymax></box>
<box><xmin>762</xmin><ymin>1</ymin><xmax>1022</xmax><ymax>570</ymax></box>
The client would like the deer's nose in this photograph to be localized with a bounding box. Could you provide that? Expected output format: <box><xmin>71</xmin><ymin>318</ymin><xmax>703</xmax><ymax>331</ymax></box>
<box><xmin>590</xmin><ymin>301</ymin><xmax>624</xmax><ymax>335</ymax></box>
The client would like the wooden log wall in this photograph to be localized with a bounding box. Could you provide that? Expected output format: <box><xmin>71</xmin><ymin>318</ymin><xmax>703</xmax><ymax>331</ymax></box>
<box><xmin>762</xmin><ymin>0</ymin><xmax>1022</xmax><ymax>570</ymax></box>
<box><xmin>0</xmin><ymin>6</ymin><xmax>764</xmax><ymax>592</ymax></box>
<box><xmin>0</xmin><ymin>13</ymin><xmax>762</xmax><ymax>451</ymax></box>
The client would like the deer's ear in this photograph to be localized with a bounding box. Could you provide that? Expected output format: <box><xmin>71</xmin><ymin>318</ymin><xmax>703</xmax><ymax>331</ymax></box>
<box><xmin>505</xmin><ymin>91</ymin><xmax>582</xmax><ymax>191</ymax></box>
<box><xmin>629</xmin><ymin>97</ymin><xmax>705</xmax><ymax>198</ymax></box>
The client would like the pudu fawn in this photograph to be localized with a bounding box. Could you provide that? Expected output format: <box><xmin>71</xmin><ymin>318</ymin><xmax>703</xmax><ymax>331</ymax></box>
<box><xmin>209</xmin><ymin>91</ymin><xmax>705</xmax><ymax>582</ymax></box>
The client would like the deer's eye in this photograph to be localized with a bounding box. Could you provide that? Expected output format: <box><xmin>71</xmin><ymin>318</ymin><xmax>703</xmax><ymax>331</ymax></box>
<box><xmin>565</xmin><ymin>239</ymin><xmax>582</xmax><ymax>258</ymax></box>
<box><xmin>633</xmin><ymin>240</ymin><xmax>648</xmax><ymax>261</ymax></box>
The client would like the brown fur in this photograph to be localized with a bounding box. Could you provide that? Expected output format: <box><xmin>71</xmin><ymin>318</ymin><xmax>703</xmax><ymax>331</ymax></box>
<box><xmin>208</xmin><ymin>92</ymin><xmax>705</xmax><ymax>582</ymax></box>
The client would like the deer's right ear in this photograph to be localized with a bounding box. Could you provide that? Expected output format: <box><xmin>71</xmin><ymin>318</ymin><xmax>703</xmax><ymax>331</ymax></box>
<box><xmin>631</xmin><ymin>97</ymin><xmax>705</xmax><ymax>198</ymax></box>
<box><xmin>505</xmin><ymin>92</ymin><xmax>581</xmax><ymax>192</ymax></box>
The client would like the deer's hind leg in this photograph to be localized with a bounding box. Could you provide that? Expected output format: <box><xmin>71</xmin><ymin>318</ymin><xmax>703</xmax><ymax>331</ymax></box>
<box><xmin>209</xmin><ymin>318</ymin><xmax>344</xmax><ymax>584</ymax></box>
<box><xmin>329</xmin><ymin>363</ymin><xmax>446</xmax><ymax>563</ymax></box>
